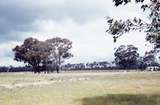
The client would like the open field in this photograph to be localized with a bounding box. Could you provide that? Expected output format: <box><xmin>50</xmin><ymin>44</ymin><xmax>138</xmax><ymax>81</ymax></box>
<box><xmin>0</xmin><ymin>71</ymin><xmax>160</xmax><ymax>105</ymax></box>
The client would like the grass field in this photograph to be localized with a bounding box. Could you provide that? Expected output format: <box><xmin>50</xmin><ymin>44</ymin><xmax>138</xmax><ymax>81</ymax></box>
<box><xmin>0</xmin><ymin>72</ymin><xmax>160</xmax><ymax>105</ymax></box>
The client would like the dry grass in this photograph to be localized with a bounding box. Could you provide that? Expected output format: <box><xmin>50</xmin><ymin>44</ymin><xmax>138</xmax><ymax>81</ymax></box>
<box><xmin>0</xmin><ymin>71</ymin><xmax>160</xmax><ymax>105</ymax></box>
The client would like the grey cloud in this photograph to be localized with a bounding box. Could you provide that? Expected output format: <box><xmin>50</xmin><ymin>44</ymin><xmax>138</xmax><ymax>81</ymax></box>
<box><xmin>0</xmin><ymin>0</ymin><xmax>109</xmax><ymax>43</ymax></box>
<box><xmin>3</xmin><ymin>50</ymin><xmax>14</xmax><ymax>58</ymax></box>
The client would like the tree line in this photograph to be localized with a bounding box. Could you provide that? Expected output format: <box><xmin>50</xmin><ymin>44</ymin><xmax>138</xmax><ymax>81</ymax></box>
<box><xmin>10</xmin><ymin>36</ymin><xmax>159</xmax><ymax>73</ymax></box>
<box><xmin>0</xmin><ymin>41</ymin><xmax>158</xmax><ymax>73</ymax></box>
<box><xmin>63</xmin><ymin>45</ymin><xmax>159</xmax><ymax>70</ymax></box>
<box><xmin>114</xmin><ymin>45</ymin><xmax>159</xmax><ymax>70</ymax></box>
<box><xmin>0</xmin><ymin>66</ymin><xmax>32</xmax><ymax>72</ymax></box>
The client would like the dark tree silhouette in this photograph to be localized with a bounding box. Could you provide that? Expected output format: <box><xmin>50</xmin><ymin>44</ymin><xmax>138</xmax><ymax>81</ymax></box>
<box><xmin>13</xmin><ymin>37</ymin><xmax>50</xmax><ymax>73</ymax></box>
<box><xmin>114</xmin><ymin>45</ymin><xmax>139</xmax><ymax>69</ymax></box>
<box><xmin>113</xmin><ymin>0</ymin><xmax>144</xmax><ymax>6</ymax></box>
<box><xmin>143</xmin><ymin>50</ymin><xmax>158</xmax><ymax>66</ymax></box>
<box><xmin>13</xmin><ymin>37</ymin><xmax>73</xmax><ymax>73</ymax></box>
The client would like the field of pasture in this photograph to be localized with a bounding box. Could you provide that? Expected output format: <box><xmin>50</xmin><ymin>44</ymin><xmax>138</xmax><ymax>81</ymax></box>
<box><xmin>0</xmin><ymin>71</ymin><xmax>160</xmax><ymax>105</ymax></box>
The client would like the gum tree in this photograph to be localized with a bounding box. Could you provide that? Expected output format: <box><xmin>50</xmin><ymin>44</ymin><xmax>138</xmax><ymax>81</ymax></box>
<box><xmin>13</xmin><ymin>37</ymin><xmax>50</xmax><ymax>73</ymax></box>
<box><xmin>114</xmin><ymin>45</ymin><xmax>139</xmax><ymax>69</ymax></box>
<box><xmin>13</xmin><ymin>37</ymin><xmax>73</xmax><ymax>73</ymax></box>
<box><xmin>46</xmin><ymin>37</ymin><xmax>73</xmax><ymax>73</ymax></box>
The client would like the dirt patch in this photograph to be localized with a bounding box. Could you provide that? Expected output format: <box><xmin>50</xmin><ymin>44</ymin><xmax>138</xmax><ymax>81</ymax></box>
<box><xmin>0</xmin><ymin>77</ymin><xmax>91</xmax><ymax>89</ymax></box>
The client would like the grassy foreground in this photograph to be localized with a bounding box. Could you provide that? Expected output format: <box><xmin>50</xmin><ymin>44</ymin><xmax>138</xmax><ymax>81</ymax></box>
<box><xmin>0</xmin><ymin>72</ymin><xmax>160</xmax><ymax>105</ymax></box>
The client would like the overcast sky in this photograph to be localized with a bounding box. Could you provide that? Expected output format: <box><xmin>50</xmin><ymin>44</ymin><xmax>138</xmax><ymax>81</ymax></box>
<box><xmin>0</xmin><ymin>0</ymin><xmax>153</xmax><ymax>66</ymax></box>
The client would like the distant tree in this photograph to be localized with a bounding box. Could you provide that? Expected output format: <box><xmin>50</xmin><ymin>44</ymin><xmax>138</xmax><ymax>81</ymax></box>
<box><xmin>137</xmin><ymin>56</ymin><xmax>147</xmax><ymax>70</ymax></box>
<box><xmin>114</xmin><ymin>45</ymin><xmax>139</xmax><ymax>69</ymax></box>
<box><xmin>46</xmin><ymin>37</ymin><xmax>73</xmax><ymax>73</ymax></box>
<box><xmin>107</xmin><ymin>0</ymin><xmax>160</xmax><ymax>51</ymax></box>
<box><xmin>13</xmin><ymin>37</ymin><xmax>50</xmax><ymax>73</ymax></box>
<box><xmin>143</xmin><ymin>50</ymin><xmax>159</xmax><ymax>67</ymax></box>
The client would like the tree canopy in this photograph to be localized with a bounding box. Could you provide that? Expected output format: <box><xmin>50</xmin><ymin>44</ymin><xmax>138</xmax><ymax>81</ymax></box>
<box><xmin>114</xmin><ymin>45</ymin><xmax>139</xmax><ymax>69</ymax></box>
<box><xmin>46</xmin><ymin>37</ymin><xmax>73</xmax><ymax>73</ymax></box>
<box><xmin>13</xmin><ymin>37</ymin><xmax>73</xmax><ymax>73</ymax></box>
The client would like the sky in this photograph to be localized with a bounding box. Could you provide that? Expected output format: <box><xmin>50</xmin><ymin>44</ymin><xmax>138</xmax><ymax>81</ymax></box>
<box><xmin>0</xmin><ymin>0</ymin><xmax>153</xmax><ymax>66</ymax></box>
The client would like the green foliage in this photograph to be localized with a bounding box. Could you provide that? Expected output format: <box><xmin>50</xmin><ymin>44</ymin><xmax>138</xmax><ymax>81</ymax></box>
<box><xmin>82</xmin><ymin>94</ymin><xmax>160</xmax><ymax>105</ymax></box>
<box><xmin>114</xmin><ymin>45</ymin><xmax>139</xmax><ymax>69</ymax></box>
<box><xmin>46</xmin><ymin>37</ymin><xmax>73</xmax><ymax>73</ymax></box>
<box><xmin>13</xmin><ymin>38</ymin><xmax>49</xmax><ymax>73</ymax></box>
<box><xmin>107</xmin><ymin>0</ymin><xmax>160</xmax><ymax>50</ymax></box>
<box><xmin>13</xmin><ymin>37</ymin><xmax>73</xmax><ymax>73</ymax></box>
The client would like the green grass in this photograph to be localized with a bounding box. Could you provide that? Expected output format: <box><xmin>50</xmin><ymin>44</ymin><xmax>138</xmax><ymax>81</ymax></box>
<box><xmin>0</xmin><ymin>72</ymin><xmax>160</xmax><ymax>105</ymax></box>
<box><xmin>82</xmin><ymin>94</ymin><xmax>160</xmax><ymax>105</ymax></box>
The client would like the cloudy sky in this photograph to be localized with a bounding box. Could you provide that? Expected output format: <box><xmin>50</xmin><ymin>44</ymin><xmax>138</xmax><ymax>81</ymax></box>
<box><xmin>0</xmin><ymin>0</ymin><xmax>153</xmax><ymax>66</ymax></box>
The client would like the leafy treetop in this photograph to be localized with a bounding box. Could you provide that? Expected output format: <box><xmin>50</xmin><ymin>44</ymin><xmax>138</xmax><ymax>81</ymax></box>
<box><xmin>107</xmin><ymin>0</ymin><xmax>160</xmax><ymax>50</ymax></box>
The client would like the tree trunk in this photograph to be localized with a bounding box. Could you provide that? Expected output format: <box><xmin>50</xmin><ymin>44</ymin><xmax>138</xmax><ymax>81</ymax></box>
<box><xmin>33</xmin><ymin>64</ymin><xmax>40</xmax><ymax>73</ymax></box>
<box><xmin>57</xmin><ymin>55</ymin><xmax>61</xmax><ymax>73</ymax></box>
